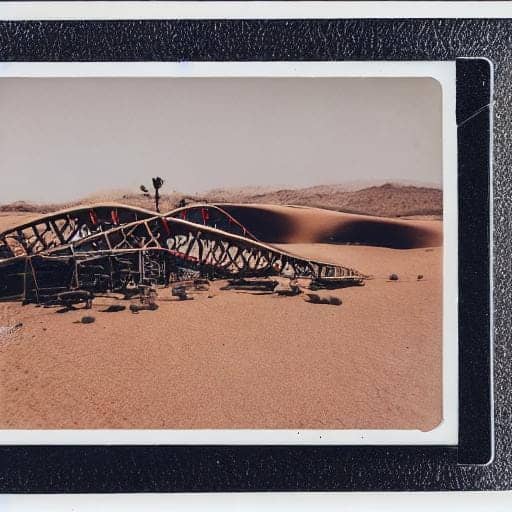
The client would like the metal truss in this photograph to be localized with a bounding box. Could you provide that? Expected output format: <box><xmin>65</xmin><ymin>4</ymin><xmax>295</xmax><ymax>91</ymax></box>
<box><xmin>0</xmin><ymin>203</ymin><xmax>257</xmax><ymax>260</ymax></box>
<box><xmin>0</xmin><ymin>203</ymin><xmax>366</xmax><ymax>302</ymax></box>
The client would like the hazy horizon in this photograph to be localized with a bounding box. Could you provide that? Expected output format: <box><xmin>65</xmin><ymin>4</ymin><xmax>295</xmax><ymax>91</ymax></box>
<box><xmin>0</xmin><ymin>77</ymin><xmax>442</xmax><ymax>203</ymax></box>
<box><xmin>1</xmin><ymin>179</ymin><xmax>443</xmax><ymax>206</ymax></box>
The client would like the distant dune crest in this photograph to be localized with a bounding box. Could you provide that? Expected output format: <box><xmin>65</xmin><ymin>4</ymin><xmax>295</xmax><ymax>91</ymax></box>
<box><xmin>0</xmin><ymin>183</ymin><xmax>442</xmax><ymax>219</ymax></box>
<box><xmin>207</xmin><ymin>183</ymin><xmax>442</xmax><ymax>218</ymax></box>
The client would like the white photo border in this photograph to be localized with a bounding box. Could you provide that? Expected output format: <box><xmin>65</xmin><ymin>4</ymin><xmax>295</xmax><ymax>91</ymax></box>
<box><xmin>0</xmin><ymin>1</ymin><xmax>510</xmax><ymax>20</ymax></box>
<box><xmin>0</xmin><ymin>61</ymin><xmax>458</xmax><ymax>445</ymax></box>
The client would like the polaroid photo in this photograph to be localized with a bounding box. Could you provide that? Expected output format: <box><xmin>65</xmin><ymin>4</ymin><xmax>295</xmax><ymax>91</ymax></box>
<box><xmin>0</xmin><ymin>61</ymin><xmax>458</xmax><ymax>445</ymax></box>
<box><xmin>0</xmin><ymin>8</ymin><xmax>496</xmax><ymax>494</ymax></box>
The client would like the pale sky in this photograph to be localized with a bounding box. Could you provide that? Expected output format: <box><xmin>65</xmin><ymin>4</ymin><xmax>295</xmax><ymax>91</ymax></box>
<box><xmin>0</xmin><ymin>77</ymin><xmax>442</xmax><ymax>203</ymax></box>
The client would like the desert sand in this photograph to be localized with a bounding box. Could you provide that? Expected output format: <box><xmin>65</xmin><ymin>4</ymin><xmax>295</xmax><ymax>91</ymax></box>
<box><xmin>0</xmin><ymin>206</ymin><xmax>442</xmax><ymax>430</ymax></box>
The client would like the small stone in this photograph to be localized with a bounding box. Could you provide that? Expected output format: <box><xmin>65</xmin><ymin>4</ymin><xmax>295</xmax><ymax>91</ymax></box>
<box><xmin>417</xmin><ymin>274</ymin><xmax>424</xmax><ymax>280</ymax></box>
<box><xmin>389</xmin><ymin>273</ymin><xmax>399</xmax><ymax>281</ymax></box>
<box><xmin>80</xmin><ymin>316</ymin><xmax>96</xmax><ymax>324</ymax></box>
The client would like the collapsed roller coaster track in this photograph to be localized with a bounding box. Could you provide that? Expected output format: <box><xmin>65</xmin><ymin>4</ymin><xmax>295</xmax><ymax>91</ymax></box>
<box><xmin>0</xmin><ymin>203</ymin><xmax>366</xmax><ymax>303</ymax></box>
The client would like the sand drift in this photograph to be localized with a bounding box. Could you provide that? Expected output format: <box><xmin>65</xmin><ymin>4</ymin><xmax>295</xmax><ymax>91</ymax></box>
<box><xmin>0</xmin><ymin>203</ymin><xmax>367</xmax><ymax>303</ymax></box>
<box><xmin>220</xmin><ymin>204</ymin><xmax>442</xmax><ymax>248</ymax></box>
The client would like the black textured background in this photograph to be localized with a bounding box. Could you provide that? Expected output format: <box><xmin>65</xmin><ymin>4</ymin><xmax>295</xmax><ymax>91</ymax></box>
<box><xmin>456</xmin><ymin>58</ymin><xmax>491</xmax><ymax>466</ymax></box>
<box><xmin>0</xmin><ymin>19</ymin><xmax>509</xmax><ymax>492</ymax></box>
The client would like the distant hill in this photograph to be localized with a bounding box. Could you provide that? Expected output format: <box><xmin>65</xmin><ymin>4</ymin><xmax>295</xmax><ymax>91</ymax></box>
<box><xmin>203</xmin><ymin>183</ymin><xmax>442</xmax><ymax>218</ymax></box>
<box><xmin>0</xmin><ymin>183</ymin><xmax>442</xmax><ymax>219</ymax></box>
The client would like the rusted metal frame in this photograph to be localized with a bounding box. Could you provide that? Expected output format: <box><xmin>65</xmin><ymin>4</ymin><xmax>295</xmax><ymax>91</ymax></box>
<box><xmin>109</xmin><ymin>223</ymin><xmax>135</xmax><ymax>251</ymax></box>
<box><xmin>59</xmin><ymin>216</ymin><xmax>73</xmax><ymax>237</ymax></box>
<box><xmin>182</xmin><ymin>233</ymin><xmax>200</xmax><ymax>260</ymax></box>
<box><xmin>100</xmin><ymin>231</ymin><xmax>113</xmax><ymax>252</ymax></box>
<box><xmin>239</xmin><ymin>247</ymin><xmax>257</xmax><ymax>273</ymax></box>
<box><xmin>30</xmin><ymin>225</ymin><xmax>48</xmax><ymax>252</ymax></box>
<box><xmin>50</xmin><ymin>219</ymin><xmax>67</xmax><ymax>245</ymax></box>
<box><xmin>201</xmin><ymin>238</ymin><xmax>218</xmax><ymax>266</ymax></box>
<box><xmin>134</xmin><ymin>222</ymin><xmax>152</xmax><ymax>250</ymax></box>
<box><xmin>26</xmin><ymin>256</ymin><xmax>41</xmax><ymax>302</ymax></box>
<box><xmin>0</xmin><ymin>205</ymin><xmax>149</xmax><ymax>255</ymax></box>
<box><xmin>25</xmin><ymin>226</ymin><xmax>45</xmax><ymax>253</ymax></box>
<box><xmin>195</xmin><ymin>232</ymin><xmax>204</xmax><ymax>263</ymax></box>
<box><xmin>64</xmin><ymin>220</ymin><xmax>83</xmax><ymax>245</ymax></box>
<box><xmin>166</xmin><ymin>235</ymin><xmax>176</xmax><ymax>251</ymax></box>
<box><xmin>241</xmin><ymin>248</ymin><xmax>262</xmax><ymax>273</ymax></box>
<box><xmin>205</xmin><ymin>239</ymin><xmax>244</xmax><ymax>270</ymax></box>
<box><xmin>15</xmin><ymin>229</ymin><xmax>30</xmax><ymax>254</ymax></box>
<box><xmin>233</xmin><ymin>246</ymin><xmax>250</xmax><ymax>271</ymax></box>
<box><xmin>210</xmin><ymin>233</ymin><xmax>261</xmax><ymax>271</ymax></box>
<box><xmin>257</xmin><ymin>250</ymin><xmax>271</xmax><ymax>272</ymax></box>
<box><xmin>32</xmin><ymin>210</ymin><xmax>364</xmax><ymax>281</ymax></box>
<box><xmin>142</xmin><ymin>219</ymin><xmax>163</xmax><ymax>249</ymax></box>
<box><xmin>171</xmin><ymin>235</ymin><xmax>187</xmax><ymax>253</ymax></box>
<box><xmin>168</xmin><ymin>205</ymin><xmax>259</xmax><ymax>242</ymax></box>
<box><xmin>234</xmin><ymin>249</ymin><xmax>251</xmax><ymax>272</ymax></box>
<box><xmin>204</xmin><ymin>239</ymin><xmax>225</xmax><ymax>267</ymax></box>
<box><xmin>214</xmin><ymin>242</ymin><xmax>233</xmax><ymax>269</ymax></box>
<box><xmin>118</xmin><ymin>221</ymin><xmax>149</xmax><ymax>250</ymax></box>
<box><xmin>230</xmin><ymin>245</ymin><xmax>247</xmax><ymax>271</ymax></box>
<box><xmin>253</xmin><ymin>249</ymin><xmax>266</xmax><ymax>271</ymax></box>
<box><xmin>243</xmin><ymin>248</ymin><xmax>266</xmax><ymax>275</ymax></box>
<box><xmin>213</xmin><ymin>241</ymin><xmax>234</xmax><ymax>269</ymax></box>
<box><xmin>39</xmin><ymin>222</ymin><xmax>55</xmax><ymax>249</ymax></box>
<box><xmin>210</xmin><ymin>205</ymin><xmax>258</xmax><ymax>241</ymax></box>
<box><xmin>246</xmin><ymin>249</ymin><xmax>259</xmax><ymax>269</ymax></box>
<box><xmin>220</xmin><ymin>243</ymin><xmax>244</xmax><ymax>270</ymax></box>
<box><xmin>181</xmin><ymin>229</ymin><xmax>204</xmax><ymax>255</ymax></box>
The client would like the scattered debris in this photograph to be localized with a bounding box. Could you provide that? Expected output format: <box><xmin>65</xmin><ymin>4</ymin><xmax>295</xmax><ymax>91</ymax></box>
<box><xmin>138</xmin><ymin>285</ymin><xmax>158</xmax><ymax>306</ymax></box>
<box><xmin>172</xmin><ymin>284</ymin><xmax>192</xmax><ymax>301</ymax></box>
<box><xmin>43</xmin><ymin>290</ymin><xmax>94</xmax><ymax>311</ymax></box>
<box><xmin>129</xmin><ymin>303</ymin><xmax>159</xmax><ymax>313</ymax></box>
<box><xmin>0</xmin><ymin>322</ymin><xmax>23</xmax><ymax>338</ymax></box>
<box><xmin>101</xmin><ymin>304</ymin><xmax>126</xmax><ymax>313</ymax></box>
<box><xmin>170</xmin><ymin>279</ymin><xmax>210</xmax><ymax>300</ymax></box>
<box><xmin>221</xmin><ymin>279</ymin><xmax>278</xmax><ymax>292</ymax></box>
<box><xmin>79</xmin><ymin>316</ymin><xmax>96</xmax><ymax>324</ymax></box>
<box><xmin>59</xmin><ymin>290</ymin><xmax>94</xmax><ymax>309</ymax></box>
<box><xmin>304</xmin><ymin>294</ymin><xmax>342</xmax><ymax>306</ymax></box>
<box><xmin>310</xmin><ymin>276</ymin><xmax>365</xmax><ymax>290</ymax></box>
<box><xmin>122</xmin><ymin>288</ymin><xmax>143</xmax><ymax>300</ymax></box>
<box><xmin>389</xmin><ymin>273</ymin><xmax>399</xmax><ymax>281</ymax></box>
<box><xmin>192</xmin><ymin>279</ymin><xmax>210</xmax><ymax>292</ymax></box>
<box><xmin>274</xmin><ymin>278</ymin><xmax>302</xmax><ymax>296</ymax></box>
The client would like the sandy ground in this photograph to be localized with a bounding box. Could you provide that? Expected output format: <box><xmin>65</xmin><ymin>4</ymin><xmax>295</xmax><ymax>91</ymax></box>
<box><xmin>0</xmin><ymin>209</ymin><xmax>442</xmax><ymax>430</ymax></box>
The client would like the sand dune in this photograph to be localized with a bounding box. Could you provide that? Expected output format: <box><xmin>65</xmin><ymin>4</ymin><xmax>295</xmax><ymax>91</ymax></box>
<box><xmin>0</xmin><ymin>212</ymin><xmax>35</xmax><ymax>232</ymax></box>
<box><xmin>220</xmin><ymin>204</ymin><xmax>442</xmax><ymax>249</ymax></box>
<box><xmin>205</xmin><ymin>183</ymin><xmax>442</xmax><ymax>218</ymax></box>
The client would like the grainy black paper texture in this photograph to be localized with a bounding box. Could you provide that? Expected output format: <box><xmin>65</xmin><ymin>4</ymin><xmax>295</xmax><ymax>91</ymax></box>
<box><xmin>0</xmin><ymin>18</ymin><xmax>505</xmax><ymax>492</ymax></box>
